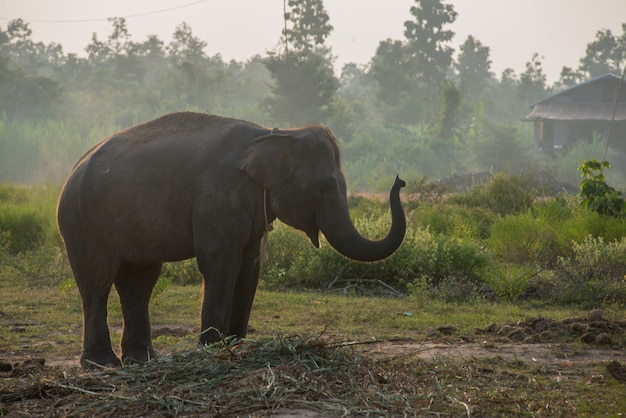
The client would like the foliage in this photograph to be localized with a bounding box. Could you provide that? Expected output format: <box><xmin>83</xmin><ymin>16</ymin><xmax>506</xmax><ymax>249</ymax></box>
<box><xmin>369</xmin><ymin>0</ymin><xmax>459</xmax><ymax>124</ymax></box>
<box><xmin>435</xmin><ymin>80</ymin><xmax>461</xmax><ymax>141</ymax></box>
<box><xmin>448</xmin><ymin>171</ymin><xmax>536</xmax><ymax>216</ymax></box>
<box><xmin>4</xmin><ymin>245</ymin><xmax>70</xmax><ymax>287</ymax></box>
<box><xmin>403</xmin><ymin>0</ymin><xmax>458</xmax><ymax>89</ymax></box>
<box><xmin>488</xmin><ymin>212</ymin><xmax>563</xmax><ymax>265</ymax></box>
<box><xmin>283</xmin><ymin>0</ymin><xmax>333</xmax><ymax>53</ymax></box>
<box><xmin>264</xmin><ymin>50</ymin><xmax>338</xmax><ymax>125</ymax></box>
<box><xmin>262</xmin><ymin>215</ymin><xmax>489</xmax><ymax>294</ymax></box>
<box><xmin>466</xmin><ymin>122</ymin><xmax>535</xmax><ymax>174</ymax></box>
<box><xmin>577</xmin><ymin>24</ymin><xmax>626</xmax><ymax>79</ymax></box>
<box><xmin>263</xmin><ymin>0</ymin><xmax>338</xmax><ymax>126</ymax></box>
<box><xmin>455</xmin><ymin>35</ymin><xmax>493</xmax><ymax>102</ymax></box>
<box><xmin>161</xmin><ymin>259</ymin><xmax>202</xmax><ymax>286</ymax></box>
<box><xmin>0</xmin><ymin>182</ymin><xmax>57</xmax><ymax>253</ymax></box>
<box><xmin>579</xmin><ymin>158</ymin><xmax>625</xmax><ymax>217</ymax></box>
<box><xmin>532</xmin><ymin>235</ymin><xmax>626</xmax><ymax>306</ymax></box>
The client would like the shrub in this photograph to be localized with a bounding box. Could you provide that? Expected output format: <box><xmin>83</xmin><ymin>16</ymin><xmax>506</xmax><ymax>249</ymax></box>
<box><xmin>489</xmin><ymin>212</ymin><xmax>564</xmax><ymax>266</ymax></box>
<box><xmin>261</xmin><ymin>215</ymin><xmax>490</xmax><ymax>294</ymax></box>
<box><xmin>578</xmin><ymin>159</ymin><xmax>625</xmax><ymax>217</ymax></box>
<box><xmin>162</xmin><ymin>259</ymin><xmax>203</xmax><ymax>286</ymax></box>
<box><xmin>449</xmin><ymin>171</ymin><xmax>536</xmax><ymax>216</ymax></box>
<box><xmin>412</xmin><ymin>203</ymin><xmax>495</xmax><ymax>240</ymax></box>
<box><xmin>0</xmin><ymin>203</ymin><xmax>46</xmax><ymax>253</ymax></box>
<box><xmin>482</xmin><ymin>262</ymin><xmax>538</xmax><ymax>300</ymax></box>
<box><xmin>5</xmin><ymin>245</ymin><xmax>71</xmax><ymax>287</ymax></box>
<box><xmin>533</xmin><ymin>235</ymin><xmax>626</xmax><ymax>306</ymax></box>
<box><xmin>410</xmin><ymin>275</ymin><xmax>482</xmax><ymax>303</ymax></box>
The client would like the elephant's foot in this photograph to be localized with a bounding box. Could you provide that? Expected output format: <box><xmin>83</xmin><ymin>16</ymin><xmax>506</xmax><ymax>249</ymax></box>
<box><xmin>121</xmin><ymin>345</ymin><xmax>158</xmax><ymax>365</ymax></box>
<box><xmin>80</xmin><ymin>349</ymin><xmax>122</xmax><ymax>369</ymax></box>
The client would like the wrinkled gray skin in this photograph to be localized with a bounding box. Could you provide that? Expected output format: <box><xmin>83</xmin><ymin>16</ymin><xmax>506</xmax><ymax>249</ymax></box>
<box><xmin>57</xmin><ymin>112</ymin><xmax>406</xmax><ymax>368</ymax></box>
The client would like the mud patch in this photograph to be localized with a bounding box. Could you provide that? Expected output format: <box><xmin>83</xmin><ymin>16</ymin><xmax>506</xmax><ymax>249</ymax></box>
<box><xmin>152</xmin><ymin>325</ymin><xmax>196</xmax><ymax>338</ymax></box>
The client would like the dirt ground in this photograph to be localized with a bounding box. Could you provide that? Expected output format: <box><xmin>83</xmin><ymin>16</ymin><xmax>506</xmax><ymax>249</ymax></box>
<box><xmin>1</xmin><ymin>310</ymin><xmax>625</xmax><ymax>417</ymax></box>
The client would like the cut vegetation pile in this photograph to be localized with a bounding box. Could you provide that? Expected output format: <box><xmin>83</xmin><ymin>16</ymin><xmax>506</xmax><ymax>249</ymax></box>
<box><xmin>2</xmin><ymin>324</ymin><xmax>626</xmax><ymax>417</ymax></box>
<box><xmin>2</xmin><ymin>335</ymin><xmax>421</xmax><ymax>416</ymax></box>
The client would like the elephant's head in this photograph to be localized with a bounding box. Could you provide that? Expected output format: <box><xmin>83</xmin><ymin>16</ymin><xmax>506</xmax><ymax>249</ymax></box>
<box><xmin>237</xmin><ymin>127</ymin><xmax>406</xmax><ymax>262</ymax></box>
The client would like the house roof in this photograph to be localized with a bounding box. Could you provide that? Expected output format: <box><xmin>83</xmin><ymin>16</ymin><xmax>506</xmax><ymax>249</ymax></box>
<box><xmin>526</xmin><ymin>73</ymin><xmax>626</xmax><ymax>121</ymax></box>
<box><xmin>527</xmin><ymin>102</ymin><xmax>626</xmax><ymax>121</ymax></box>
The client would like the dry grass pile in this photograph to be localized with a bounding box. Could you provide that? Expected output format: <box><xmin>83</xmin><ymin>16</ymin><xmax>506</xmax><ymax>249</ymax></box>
<box><xmin>3</xmin><ymin>327</ymin><xmax>626</xmax><ymax>416</ymax></box>
<box><xmin>1</xmin><ymin>335</ymin><xmax>423</xmax><ymax>416</ymax></box>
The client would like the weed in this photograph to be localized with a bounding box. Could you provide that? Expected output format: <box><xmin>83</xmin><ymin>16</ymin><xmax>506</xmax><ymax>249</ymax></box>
<box><xmin>579</xmin><ymin>159</ymin><xmax>625</xmax><ymax>217</ymax></box>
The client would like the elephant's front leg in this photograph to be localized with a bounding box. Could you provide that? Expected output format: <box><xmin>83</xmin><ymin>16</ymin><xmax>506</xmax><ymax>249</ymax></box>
<box><xmin>197</xmin><ymin>245</ymin><xmax>243</xmax><ymax>345</ymax></box>
<box><xmin>228</xmin><ymin>239</ymin><xmax>263</xmax><ymax>338</ymax></box>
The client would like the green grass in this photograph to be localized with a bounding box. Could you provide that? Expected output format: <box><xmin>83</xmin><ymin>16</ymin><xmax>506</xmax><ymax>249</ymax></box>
<box><xmin>0</xmin><ymin>276</ymin><xmax>592</xmax><ymax>361</ymax></box>
<box><xmin>2</xmin><ymin>275</ymin><xmax>625</xmax><ymax>417</ymax></box>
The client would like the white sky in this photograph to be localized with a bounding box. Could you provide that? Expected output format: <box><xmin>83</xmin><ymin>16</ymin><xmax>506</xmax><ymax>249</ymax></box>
<box><xmin>1</xmin><ymin>0</ymin><xmax>624</xmax><ymax>83</ymax></box>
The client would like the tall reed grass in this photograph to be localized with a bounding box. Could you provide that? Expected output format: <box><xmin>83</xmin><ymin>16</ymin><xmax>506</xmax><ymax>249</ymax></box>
<box><xmin>0</xmin><ymin>117</ymin><xmax>117</xmax><ymax>184</ymax></box>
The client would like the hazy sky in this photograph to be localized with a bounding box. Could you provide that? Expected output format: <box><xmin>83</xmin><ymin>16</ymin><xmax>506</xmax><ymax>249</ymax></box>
<box><xmin>1</xmin><ymin>0</ymin><xmax>624</xmax><ymax>83</ymax></box>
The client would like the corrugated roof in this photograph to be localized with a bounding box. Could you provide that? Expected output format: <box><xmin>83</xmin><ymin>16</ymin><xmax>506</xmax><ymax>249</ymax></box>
<box><xmin>529</xmin><ymin>73</ymin><xmax>622</xmax><ymax>107</ymax></box>
<box><xmin>526</xmin><ymin>102</ymin><xmax>626</xmax><ymax>121</ymax></box>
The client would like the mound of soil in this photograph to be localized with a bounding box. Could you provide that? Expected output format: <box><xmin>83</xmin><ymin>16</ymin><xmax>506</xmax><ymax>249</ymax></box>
<box><xmin>474</xmin><ymin>310</ymin><xmax>626</xmax><ymax>346</ymax></box>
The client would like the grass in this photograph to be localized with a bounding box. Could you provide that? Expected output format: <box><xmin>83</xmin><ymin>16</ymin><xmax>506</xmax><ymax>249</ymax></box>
<box><xmin>1</xmin><ymin>280</ymin><xmax>625</xmax><ymax>416</ymax></box>
<box><xmin>1</xmin><ymin>180</ymin><xmax>626</xmax><ymax>415</ymax></box>
<box><xmin>0</xmin><ymin>277</ymin><xmax>592</xmax><ymax>361</ymax></box>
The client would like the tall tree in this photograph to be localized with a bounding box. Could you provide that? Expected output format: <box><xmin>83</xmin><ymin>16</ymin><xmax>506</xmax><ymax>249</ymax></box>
<box><xmin>370</xmin><ymin>39</ymin><xmax>415</xmax><ymax>107</ymax></box>
<box><xmin>577</xmin><ymin>25</ymin><xmax>626</xmax><ymax>79</ymax></box>
<box><xmin>167</xmin><ymin>22</ymin><xmax>207</xmax><ymax>66</ymax></box>
<box><xmin>403</xmin><ymin>0</ymin><xmax>457</xmax><ymax>89</ymax></box>
<box><xmin>283</xmin><ymin>0</ymin><xmax>333</xmax><ymax>53</ymax></box>
<box><xmin>264</xmin><ymin>0</ymin><xmax>337</xmax><ymax>125</ymax></box>
<box><xmin>456</xmin><ymin>35</ymin><xmax>493</xmax><ymax>101</ymax></box>
<box><xmin>518</xmin><ymin>52</ymin><xmax>549</xmax><ymax>104</ymax></box>
<box><xmin>0</xmin><ymin>20</ymin><xmax>63</xmax><ymax>118</ymax></box>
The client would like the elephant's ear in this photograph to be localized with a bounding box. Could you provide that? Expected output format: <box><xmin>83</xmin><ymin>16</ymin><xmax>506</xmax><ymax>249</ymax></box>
<box><xmin>237</xmin><ymin>134</ymin><xmax>296</xmax><ymax>190</ymax></box>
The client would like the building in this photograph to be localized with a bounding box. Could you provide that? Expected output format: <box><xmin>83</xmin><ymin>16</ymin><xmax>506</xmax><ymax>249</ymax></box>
<box><xmin>526</xmin><ymin>73</ymin><xmax>626</xmax><ymax>155</ymax></box>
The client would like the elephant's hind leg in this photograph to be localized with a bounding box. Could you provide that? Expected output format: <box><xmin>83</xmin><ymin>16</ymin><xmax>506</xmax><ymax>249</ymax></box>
<box><xmin>69</xmin><ymin>254</ymin><xmax>121</xmax><ymax>369</ymax></box>
<box><xmin>114</xmin><ymin>262</ymin><xmax>162</xmax><ymax>364</ymax></box>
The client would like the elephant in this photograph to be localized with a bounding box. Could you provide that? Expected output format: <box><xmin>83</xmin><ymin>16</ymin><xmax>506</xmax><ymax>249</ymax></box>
<box><xmin>57</xmin><ymin>112</ymin><xmax>406</xmax><ymax>368</ymax></box>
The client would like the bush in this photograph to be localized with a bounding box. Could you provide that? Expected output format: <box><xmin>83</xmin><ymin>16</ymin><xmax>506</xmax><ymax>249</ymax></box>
<box><xmin>489</xmin><ymin>212</ymin><xmax>564</xmax><ymax>265</ymax></box>
<box><xmin>532</xmin><ymin>235</ymin><xmax>626</xmax><ymax>306</ymax></box>
<box><xmin>162</xmin><ymin>259</ymin><xmax>203</xmax><ymax>286</ymax></box>
<box><xmin>449</xmin><ymin>171</ymin><xmax>536</xmax><ymax>216</ymax></box>
<box><xmin>412</xmin><ymin>203</ymin><xmax>495</xmax><ymax>240</ymax></box>
<box><xmin>262</xmin><ymin>216</ymin><xmax>490</xmax><ymax>294</ymax></box>
<box><xmin>578</xmin><ymin>159</ymin><xmax>625</xmax><ymax>217</ymax></box>
<box><xmin>4</xmin><ymin>245</ymin><xmax>71</xmax><ymax>287</ymax></box>
<box><xmin>0</xmin><ymin>204</ymin><xmax>46</xmax><ymax>253</ymax></box>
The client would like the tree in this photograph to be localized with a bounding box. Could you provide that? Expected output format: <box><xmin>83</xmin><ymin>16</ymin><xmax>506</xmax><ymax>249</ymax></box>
<box><xmin>283</xmin><ymin>0</ymin><xmax>333</xmax><ymax>53</ymax></box>
<box><xmin>517</xmin><ymin>52</ymin><xmax>549</xmax><ymax>104</ymax></box>
<box><xmin>0</xmin><ymin>55</ymin><xmax>63</xmax><ymax>118</ymax></box>
<box><xmin>0</xmin><ymin>20</ymin><xmax>63</xmax><ymax>118</ymax></box>
<box><xmin>556</xmin><ymin>66</ymin><xmax>584</xmax><ymax>89</ymax></box>
<box><xmin>370</xmin><ymin>39</ymin><xmax>415</xmax><ymax>107</ymax></box>
<box><xmin>264</xmin><ymin>0</ymin><xmax>337</xmax><ymax>125</ymax></box>
<box><xmin>167</xmin><ymin>22</ymin><xmax>207</xmax><ymax>66</ymax></box>
<box><xmin>403</xmin><ymin>0</ymin><xmax>457</xmax><ymax>90</ymax></box>
<box><xmin>578</xmin><ymin>25</ymin><xmax>626</xmax><ymax>79</ymax></box>
<box><xmin>0</xmin><ymin>19</ymin><xmax>65</xmax><ymax>76</ymax></box>
<box><xmin>456</xmin><ymin>35</ymin><xmax>493</xmax><ymax>100</ymax></box>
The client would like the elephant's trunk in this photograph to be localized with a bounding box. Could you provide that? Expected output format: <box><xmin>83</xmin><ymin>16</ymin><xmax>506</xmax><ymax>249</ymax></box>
<box><xmin>318</xmin><ymin>176</ymin><xmax>406</xmax><ymax>262</ymax></box>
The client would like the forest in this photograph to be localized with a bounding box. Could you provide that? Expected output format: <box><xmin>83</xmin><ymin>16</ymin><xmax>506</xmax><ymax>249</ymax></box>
<box><xmin>0</xmin><ymin>0</ymin><xmax>625</xmax><ymax>188</ymax></box>
<box><xmin>1</xmin><ymin>0</ymin><xmax>626</xmax><ymax>305</ymax></box>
